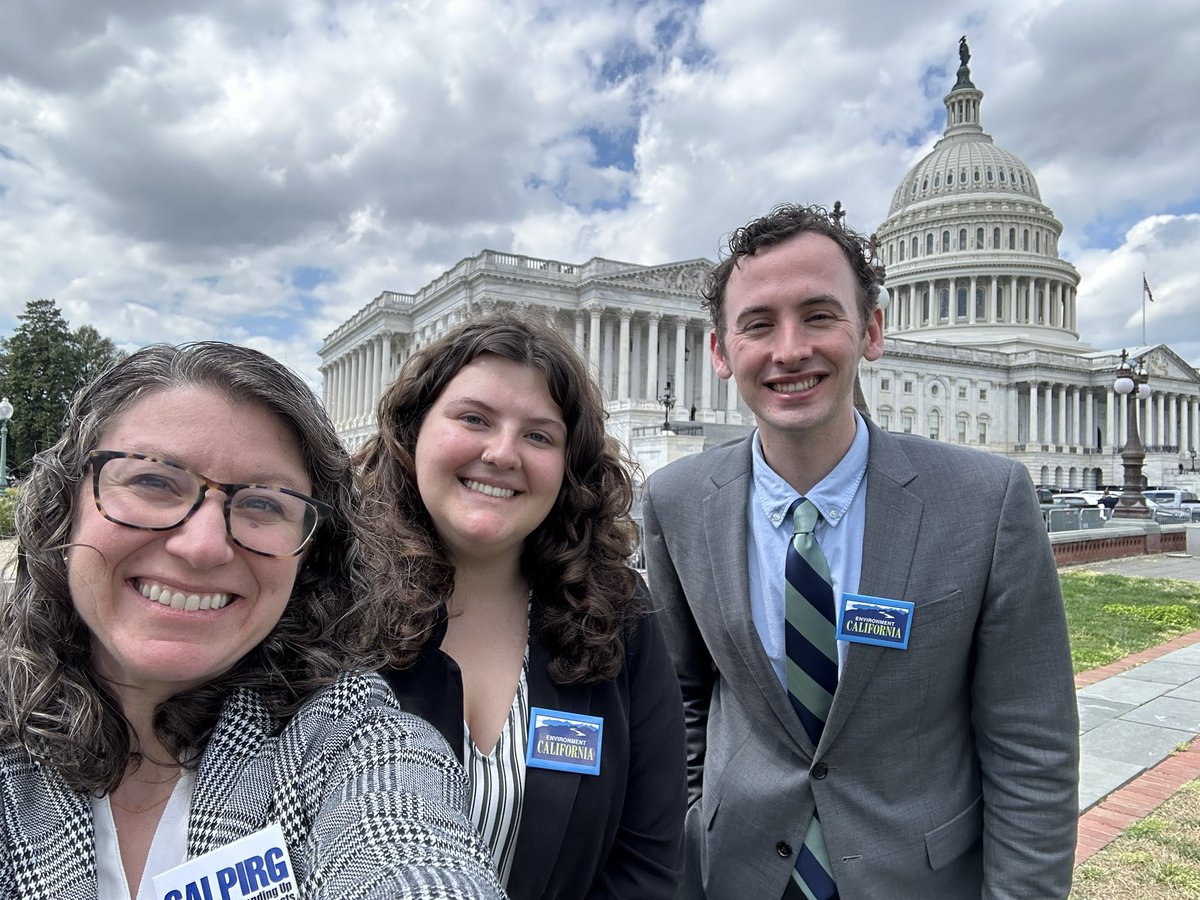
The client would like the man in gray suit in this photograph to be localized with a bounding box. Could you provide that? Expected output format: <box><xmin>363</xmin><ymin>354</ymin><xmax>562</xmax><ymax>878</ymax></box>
<box><xmin>643</xmin><ymin>204</ymin><xmax>1078</xmax><ymax>899</ymax></box>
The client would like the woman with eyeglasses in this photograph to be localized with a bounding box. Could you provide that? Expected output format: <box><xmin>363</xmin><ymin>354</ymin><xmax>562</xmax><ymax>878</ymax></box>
<box><xmin>0</xmin><ymin>342</ymin><xmax>503</xmax><ymax>900</ymax></box>
<box><xmin>355</xmin><ymin>313</ymin><xmax>686</xmax><ymax>898</ymax></box>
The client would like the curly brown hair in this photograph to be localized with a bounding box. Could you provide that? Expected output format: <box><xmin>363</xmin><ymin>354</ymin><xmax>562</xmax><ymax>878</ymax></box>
<box><xmin>354</xmin><ymin>311</ymin><xmax>641</xmax><ymax>684</ymax></box>
<box><xmin>0</xmin><ymin>342</ymin><xmax>392</xmax><ymax>793</ymax></box>
<box><xmin>703</xmin><ymin>203</ymin><xmax>881</xmax><ymax>340</ymax></box>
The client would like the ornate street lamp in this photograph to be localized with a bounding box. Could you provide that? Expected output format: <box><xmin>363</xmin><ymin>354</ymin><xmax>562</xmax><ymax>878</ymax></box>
<box><xmin>658</xmin><ymin>381</ymin><xmax>676</xmax><ymax>432</ymax></box>
<box><xmin>1190</xmin><ymin>448</ymin><xmax>1196</xmax><ymax>472</ymax></box>
<box><xmin>1110</xmin><ymin>350</ymin><xmax>1152</xmax><ymax>520</ymax></box>
<box><xmin>0</xmin><ymin>397</ymin><xmax>12</xmax><ymax>496</ymax></box>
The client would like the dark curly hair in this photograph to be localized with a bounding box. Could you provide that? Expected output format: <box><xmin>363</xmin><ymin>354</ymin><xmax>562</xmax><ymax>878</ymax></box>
<box><xmin>0</xmin><ymin>342</ymin><xmax>391</xmax><ymax>793</ymax></box>
<box><xmin>703</xmin><ymin>203</ymin><xmax>881</xmax><ymax>340</ymax></box>
<box><xmin>354</xmin><ymin>310</ymin><xmax>641</xmax><ymax>684</ymax></box>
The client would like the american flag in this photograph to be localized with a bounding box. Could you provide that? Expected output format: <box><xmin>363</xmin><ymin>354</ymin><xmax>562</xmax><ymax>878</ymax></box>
<box><xmin>1143</xmin><ymin>274</ymin><xmax>1154</xmax><ymax>302</ymax></box>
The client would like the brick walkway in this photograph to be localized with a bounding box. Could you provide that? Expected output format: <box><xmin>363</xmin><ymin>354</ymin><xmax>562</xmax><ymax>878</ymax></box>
<box><xmin>1073</xmin><ymin>631</ymin><xmax>1200</xmax><ymax>866</ymax></box>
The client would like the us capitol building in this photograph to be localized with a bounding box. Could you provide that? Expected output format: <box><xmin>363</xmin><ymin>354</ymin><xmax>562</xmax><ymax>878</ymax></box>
<box><xmin>320</xmin><ymin>41</ymin><xmax>1200</xmax><ymax>492</ymax></box>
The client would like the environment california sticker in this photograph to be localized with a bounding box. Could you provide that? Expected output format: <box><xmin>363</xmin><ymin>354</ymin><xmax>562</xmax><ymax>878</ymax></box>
<box><xmin>526</xmin><ymin>707</ymin><xmax>603</xmax><ymax>775</ymax></box>
<box><xmin>836</xmin><ymin>593</ymin><xmax>915</xmax><ymax>649</ymax></box>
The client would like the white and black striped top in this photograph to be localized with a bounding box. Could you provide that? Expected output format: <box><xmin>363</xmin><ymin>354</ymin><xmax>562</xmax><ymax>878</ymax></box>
<box><xmin>464</xmin><ymin>656</ymin><xmax>530</xmax><ymax>887</ymax></box>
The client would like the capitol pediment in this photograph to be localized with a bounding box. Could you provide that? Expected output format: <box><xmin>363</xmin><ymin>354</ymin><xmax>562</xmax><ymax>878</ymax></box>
<box><xmin>592</xmin><ymin>260</ymin><xmax>713</xmax><ymax>295</ymax></box>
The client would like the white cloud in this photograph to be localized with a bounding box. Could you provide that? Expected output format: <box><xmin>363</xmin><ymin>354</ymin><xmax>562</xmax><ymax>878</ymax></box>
<box><xmin>1</xmin><ymin>0</ymin><xmax>1198</xmax><ymax>386</ymax></box>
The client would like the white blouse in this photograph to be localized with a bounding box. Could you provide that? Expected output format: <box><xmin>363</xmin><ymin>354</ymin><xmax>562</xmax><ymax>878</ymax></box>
<box><xmin>93</xmin><ymin>770</ymin><xmax>195</xmax><ymax>900</ymax></box>
<box><xmin>464</xmin><ymin>657</ymin><xmax>530</xmax><ymax>887</ymax></box>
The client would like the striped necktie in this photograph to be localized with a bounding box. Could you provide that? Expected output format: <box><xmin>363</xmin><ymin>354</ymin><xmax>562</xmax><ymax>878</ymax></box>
<box><xmin>783</xmin><ymin>497</ymin><xmax>838</xmax><ymax>900</ymax></box>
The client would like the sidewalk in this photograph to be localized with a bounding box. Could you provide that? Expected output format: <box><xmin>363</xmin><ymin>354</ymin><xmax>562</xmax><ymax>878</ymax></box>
<box><xmin>1064</xmin><ymin>551</ymin><xmax>1200</xmax><ymax>864</ymax></box>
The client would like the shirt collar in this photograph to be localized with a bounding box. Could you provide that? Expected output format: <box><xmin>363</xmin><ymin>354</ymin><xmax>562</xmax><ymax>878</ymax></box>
<box><xmin>751</xmin><ymin>411</ymin><xmax>870</xmax><ymax>530</ymax></box>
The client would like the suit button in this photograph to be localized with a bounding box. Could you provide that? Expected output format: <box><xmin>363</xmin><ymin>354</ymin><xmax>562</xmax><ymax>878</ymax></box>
<box><xmin>776</xmin><ymin>841</ymin><xmax>793</xmax><ymax>857</ymax></box>
<box><xmin>812</xmin><ymin>762</ymin><xmax>829</xmax><ymax>779</ymax></box>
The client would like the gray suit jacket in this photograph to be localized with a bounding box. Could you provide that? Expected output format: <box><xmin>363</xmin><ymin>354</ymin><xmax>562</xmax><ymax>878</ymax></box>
<box><xmin>642</xmin><ymin>421</ymin><xmax>1078</xmax><ymax>899</ymax></box>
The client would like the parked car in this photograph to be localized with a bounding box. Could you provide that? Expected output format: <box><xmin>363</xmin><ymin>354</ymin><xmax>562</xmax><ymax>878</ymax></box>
<box><xmin>1144</xmin><ymin>489</ymin><xmax>1199</xmax><ymax>508</ymax></box>
<box><xmin>1052</xmin><ymin>494</ymin><xmax>1097</xmax><ymax>508</ymax></box>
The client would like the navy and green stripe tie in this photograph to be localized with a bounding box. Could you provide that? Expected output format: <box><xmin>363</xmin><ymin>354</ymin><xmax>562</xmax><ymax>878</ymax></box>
<box><xmin>783</xmin><ymin>498</ymin><xmax>838</xmax><ymax>900</ymax></box>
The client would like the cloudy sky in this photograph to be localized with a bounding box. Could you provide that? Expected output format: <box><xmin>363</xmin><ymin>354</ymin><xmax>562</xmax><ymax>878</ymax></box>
<box><xmin>2</xmin><ymin>0</ymin><xmax>1198</xmax><ymax>386</ymax></box>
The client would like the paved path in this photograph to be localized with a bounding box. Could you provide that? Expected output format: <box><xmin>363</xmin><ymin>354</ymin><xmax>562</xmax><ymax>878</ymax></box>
<box><xmin>1063</xmin><ymin>551</ymin><xmax>1200</xmax><ymax>864</ymax></box>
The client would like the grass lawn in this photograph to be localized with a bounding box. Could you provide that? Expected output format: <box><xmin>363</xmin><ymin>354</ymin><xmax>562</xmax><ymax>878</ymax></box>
<box><xmin>1071</xmin><ymin>779</ymin><xmax>1200</xmax><ymax>898</ymax></box>
<box><xmin>1059</xmin><ymin>571</ymin><xmax>1200</xmax><ymax>674</ymax></box>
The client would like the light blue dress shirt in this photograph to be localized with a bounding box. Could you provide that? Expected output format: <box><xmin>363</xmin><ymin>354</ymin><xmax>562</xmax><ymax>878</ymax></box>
<box><xmin>746</xmin><ymin>412</ymin><xmax>870</xmax><ymax>688</ymax></box>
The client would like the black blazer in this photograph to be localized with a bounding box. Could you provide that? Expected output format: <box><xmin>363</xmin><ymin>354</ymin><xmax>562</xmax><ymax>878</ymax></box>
<box><xmin>382</xmin><ymin>597</ymin><xmax>686</xmax><ymax>899</ymax></box>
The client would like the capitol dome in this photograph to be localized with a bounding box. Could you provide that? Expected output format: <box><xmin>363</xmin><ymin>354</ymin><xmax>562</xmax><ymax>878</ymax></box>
<box><xmin>876</xmin><ymin>39</ymin><xmax>1080</xmax><ymax>352</ymax></box>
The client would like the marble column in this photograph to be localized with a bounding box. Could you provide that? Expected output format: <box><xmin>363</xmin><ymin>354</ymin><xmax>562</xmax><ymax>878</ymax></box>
<box><xmin>1028</xmin><ymin>381</ymin><xmax>1039</xmax><ymax>445</ymax></box>
<box><xmin>617</xmin><ymin>309</ymin><xmax>632</xmax><ymax>402</ymax></box>
<box><xmin>674</xmin><ymin>320</ymin><xmax>687</xmax><ymax>419</ymax></box>
<box><xmin>701</xmin><ymin>329</ymin><xmax>714</xmax><ymax>415</ymax></box>
<box><xmin>645</xmin><ymin>313</ymin><xmax>660</xmax><ymax>400</ymax></box>
<box><xmin>588</xmin><ymin>306</ymin><xmax>602</xmax><ymax>380</ymax></box>
<box><xmin>381</xmin><ymin>333</ymin><xmax>392</xmax><ymax>394</ymax></box>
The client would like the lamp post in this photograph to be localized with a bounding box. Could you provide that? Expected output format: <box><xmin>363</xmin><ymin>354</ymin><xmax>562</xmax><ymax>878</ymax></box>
<box><xmin>658</xmin><ymin>381</ymin><xmax>676</xmax><ymax>432</ymax></box>
<box><xmin>1190</xmin><ymin>449</ymin><xmax>1196</xmax><ymax>472</ymax></box>
<box><xmin>1111</xmin><ymin>350</ymin><xmax>1152</xmax><ymax>520</ymax></box>
<box><xmin>0</xmin><ymin>397</ymin><xmax>12</xmax><ymax>497</ymax></box>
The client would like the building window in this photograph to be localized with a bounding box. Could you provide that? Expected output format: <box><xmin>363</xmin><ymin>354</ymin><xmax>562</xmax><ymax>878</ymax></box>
<box><xmin>978</xmin><ymin>420</ymin><xmax>989</xmax><ymax>444</ymax></box>
<box><xmin>999</xmin><ymin>169</ymin><xmax>1006</xmax><ymax>183</ymax></box>
<box><xmin>975</xmin><ymin>287</ymin><xmax>986</xmax><ymax>320</ymax></box>
<box><xmin>929</xmin><ymin>409</ymin><xmax>941</xmax><ymax>441</ymax></box>
<box><xmin>957</xmin><ymin>287</ymin><xmax>967</xmax><ymax>319</ymax></box>
<box><xmin>1035</xmin><ymin>231</ymin><xmax>1041</xmax><ymax>253</ymax></box>
<box><xmin>993</xmin><ymin>226</ymin><xmax>1000</xmax><ymax>249</ymax></box>
<box><xmin>903</xmin><ymin>380</ymin><xmax>914</xmax><ymax>394</ymax></box>
<box><xmin>939</xmin><ymin>289</ymin><xmax>950</xmax><ymax>321</ymax></box>
<box><xmin>958</xmin><ymin>228</ymin><xmax>967</xmax><ymax>250</ymax></box>
<box><xmin>979</xmin><ymin>388</ymin><xmax>988</xmax><ymax>401</ymax></box>
<box><xmin>902</xmin><ymin>413</ymin><xmax>914</xmax><ymax>433</ymax></box>
<box><xmin>958</xmin><ymin>385</ymin><xmax>967</xmax><ymax>400</ymax></box>
<box><xmin>986</xmin><ymin>167</ymin><xmax>994</xmax><ymax>182</ymax></box>
<box><xmin>926</xmin><ymin>233</ymin><xmax>934</xmax><ymax>255</ymax></box>
<box><xmin>1023</xmin><ymin>229</ymin><xmax>1029</xmax><ymax>251</ymax></box>
<box><xmin>941</xmin><ymin>230</ymin><xmax>950</xmax><ymax>252</ymax></box>
<box><xmin>957</xmin><ymin>418</ymin><xmax>968</xmax><ymax>443</ymax></box>
<box><xmin>934</xmin><ymin>173</ymin><xmax>941</xmax><ymax>188</ymax></box>
<box><xmin>1008</xmin><ymin>228</ymin><xmax>1016</xmax><ymax>249</ymax></box>
<box><xmin>931</xmin><ymin>384</ymin><xmax>940</xmax><ymax>397</ymax></box>
<box><xmin>880</xmin><ymin>411</ymin><xmax>891</xmax><ymax>431</ymax></box>
<box><xmin>880</xmin><ymin>377</ymin><xmax>891</xmax><ymax>391</ymax></box>
<box><xmin>922</xmin><ymin>177</ymin><xmax>929</xmax><ymax>191</ymax></box>
<box><xmin>899</xmin><ymin>241</ymin><xmax>905</xmax><ymax>262</ymax></box>
<box><xmin>911</xmin><ymin>236</ymin><xmax>918</xmax><ymax>258</ymax></box>
<box><xmin>921</xmin><ymin>291</ymin><xmax>930</xmax><ymax>323</ymax></box>
<box><xmin>889</xmin><ymin>243</ymin><xmax>894</xmax><ymax>264</ymax></box>
<box><xmin>947</xmin><ymin>170</ymin><xmax>954</xmax><ymax>185</ymax></box>
<box><xmin>976</xmin><ymin>227</ymin><xmax>984</xmax><ymax>249</ymax></box>
<box><xmin>974</xmin><ymin>168</ymin><xmax>981</xmax><ymax>183</ymax></box>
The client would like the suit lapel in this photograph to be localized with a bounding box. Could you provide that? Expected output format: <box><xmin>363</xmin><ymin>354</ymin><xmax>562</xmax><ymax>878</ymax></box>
<box><xmin>507</xmin><ymin>639</ymin><xmax>591</xmax><ymax>899</ymax></box>
<box><xmin>822</xmin><ymin>423</ymin><xmax>923</xmax><ymax>750</ymax></box>
<box><xmin>702</xmin><ymin>439</ymin><xmax>809</xmax><ymax>752</ymax></box>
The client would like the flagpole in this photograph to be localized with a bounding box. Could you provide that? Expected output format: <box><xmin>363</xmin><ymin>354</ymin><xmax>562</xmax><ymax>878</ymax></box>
<box><xmin>1142</xmin><ymin>271</ymin><xmax>1147</xmax><ymax>345</ymax></box>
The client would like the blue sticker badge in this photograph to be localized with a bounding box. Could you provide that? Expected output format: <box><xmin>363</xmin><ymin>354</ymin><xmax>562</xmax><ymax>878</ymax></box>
<box><xmin>526</xmin><ymin>707</ymin><xmax>603</xmax><ymax>776</ymax></box>
<box><xmin>837</xmin><ymin>593</ymin><xmax>915</xmax><ymax>649</ymax></box>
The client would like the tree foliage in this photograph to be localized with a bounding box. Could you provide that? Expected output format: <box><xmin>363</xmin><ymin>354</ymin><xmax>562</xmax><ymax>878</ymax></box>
<box><xmin>0</xmin><ymin>298</ymin><xmax>127</xmax><ymax>475</ymax></box>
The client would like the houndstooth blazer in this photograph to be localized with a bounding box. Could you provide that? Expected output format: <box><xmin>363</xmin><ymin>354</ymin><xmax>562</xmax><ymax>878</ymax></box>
<box><xmin>0</xmin><ymin>672</ymin><xmax>506</xmax><ymax>899</ymax></box>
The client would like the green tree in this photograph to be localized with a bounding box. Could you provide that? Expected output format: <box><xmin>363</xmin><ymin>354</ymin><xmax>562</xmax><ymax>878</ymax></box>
<box><xmin>0</xmin><ymin>299</ymin><xmax>125</xmax><ymax>475</ymax></box>
<box><xmin>73</xmin><ymin>323</ymin><xmax>127</xmax><ymax>385</ymax></box>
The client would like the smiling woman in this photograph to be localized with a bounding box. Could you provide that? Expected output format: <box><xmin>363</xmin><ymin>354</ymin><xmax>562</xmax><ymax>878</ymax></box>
<box><xmin>355</xmin><ymin>312</ymin><xmax>686</xmax><ymax>898</ymax></box>
<box><xmin>0</xmin><ymin>342</ymin><xmax>502</xmax><ymax>899</ymax></box>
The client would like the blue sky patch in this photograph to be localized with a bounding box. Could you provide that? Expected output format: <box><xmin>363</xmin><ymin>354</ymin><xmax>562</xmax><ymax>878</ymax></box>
<box><xmin>292</xmin><ymin>266</ymin><xmax>336</xmax><ymax>291</ymax></box>
<box><xmin>582</xmin><ymin>125</ymin><xmax>637</xmax><ymax>172</ymax></box>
